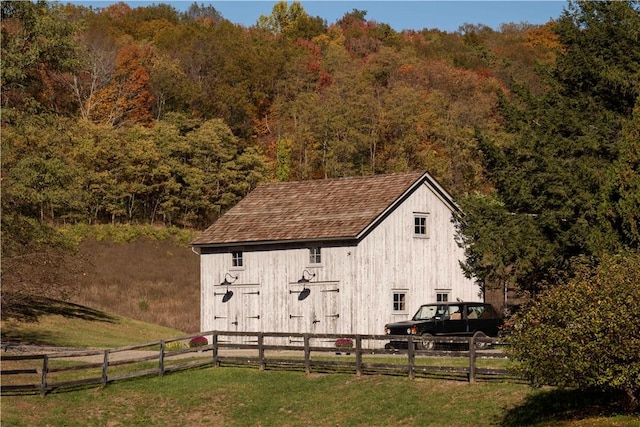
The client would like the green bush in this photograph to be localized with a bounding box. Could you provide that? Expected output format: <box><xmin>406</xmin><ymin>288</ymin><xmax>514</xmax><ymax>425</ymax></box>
<box><xmin>506</xmin><ymin>252</ymin><xmax>640</xmax><ymax>413</ymax></box>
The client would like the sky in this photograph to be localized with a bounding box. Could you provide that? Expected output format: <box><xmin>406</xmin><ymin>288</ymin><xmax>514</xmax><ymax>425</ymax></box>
<box><xmin>69</xmin><ymin>1</ymin><xmax>568</xmax><ymax>33</ymax></box>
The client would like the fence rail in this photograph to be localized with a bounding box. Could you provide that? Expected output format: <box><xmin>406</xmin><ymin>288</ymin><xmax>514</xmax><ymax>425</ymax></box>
<box><xmin>0</xmin><ymin>332</ymin><xmax>517</xmax><ymax>395</ymax></box>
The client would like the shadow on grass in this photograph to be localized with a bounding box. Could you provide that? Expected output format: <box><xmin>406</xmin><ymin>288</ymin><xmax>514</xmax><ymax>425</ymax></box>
<box><xmin>1</xmin><ymin>328</ymin><xmax>76</xmax><ymax>347</ymax></box>
<box><xmin>500</xmin><ymin>387</ymin><xmax>632</xmax><ymax>426</ymax></box>
<box><xmin>2</xmin><ymin>295</ymin><xmax>116</xmax><ymax>323</ymax></box>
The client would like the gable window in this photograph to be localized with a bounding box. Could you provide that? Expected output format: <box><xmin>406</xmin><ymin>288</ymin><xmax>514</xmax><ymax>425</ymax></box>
<box><xmin>309</xmin><ymin>247</ymin><xmax>322</xmax><ymax>265</ymax></box>
<box><xmin>414</xmin><ymin>213</ymin><xmax>429</xmax><ymax>237</ymax></box>
<box><xmin>393</xmin><ymin>292</ymin><xmax>406</xmax><ymax>312</ymax></box>
<box><xmin>232</xmin><ymin>251</ymin><xmax>243</xmax><ymax>268</ymax></box>
<box><xmin>436</xmin><ymin>292</ymin><xmax>449</xmax><ymax>303</ymax></box>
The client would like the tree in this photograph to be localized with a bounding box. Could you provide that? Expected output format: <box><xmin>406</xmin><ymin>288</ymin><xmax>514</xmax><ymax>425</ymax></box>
<box><xmin>256</xmin><ymin>1</ymin><xmax>325</xmax><ymax>40</ymax></box>
<box><xmin>1</xmin><ymin>0</ymin><xmax>81</xmax><ymax>112</ymax></box>
<box><xmin>604</xmin><ymin>103</ymin><xmax>640</xmax><ymax>248</ymax></box>
<box><xmin>1</xmin><ymin>111</ymin><xmax>86</xmax><ymax>223</ymax></box>
<box><xmin>148</xmin><ymin>53</ymin><xmax>191</xmax><ymax>119</ymax></box>
<box><xmin>458</xmin><ymin>0</ymin><xmax>640</xmax><ymax>293</ymax></box>
<box><xmin>89</xmin><ymin>43</ymin><xmax>155</xmax><ymax>126</ymax></box>
<box><xmin>179</xmin><ymin>119</ymin><xmax>255</xmax><ymax>225</ymax></box>
<box><xmin>554</xmin><ymin>0</ymin><xmax>640</xmax><ymax>116</ymax></box>
<box><xmin>67</xmin><ymin>13</ymin><xmax>118</xmax><ymax>120</ymax></box>
<box><xmin>184</xmin><ymin>2</ymin><xmax>223</xmax><ymax>26</ymax></box>
<box><xmin>506</xmin><ymin>252</ymin><xmax>640</xmax><ymax>413</ymax></box>
<box><xmin>1</xmin><ymin>112</ymin><xmax>87</xmax><ymax>317</ymax></box>
<box><xmin>455</xmin><ymin>193</ymin><xmax>551</xmax><ymax>303</ymax></box>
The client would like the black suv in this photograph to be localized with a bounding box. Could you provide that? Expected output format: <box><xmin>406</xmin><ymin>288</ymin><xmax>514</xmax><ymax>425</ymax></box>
<box><xmin>384</xmin><ymin>302</ymin><xmax>502</xmax><ymax>350</ymax></box>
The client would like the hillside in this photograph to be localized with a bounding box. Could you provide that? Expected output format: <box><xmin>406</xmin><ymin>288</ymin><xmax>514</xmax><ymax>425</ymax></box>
<box><xmin>1</xmin><ymin>236</ymin><xmax>201</xmax><ymax>336</ymax></box>
<box><xmin>0</xmin><ymin>296</ymin><xmax>185</xmax><ymax>348</ymax></box>
<box><xmin>71</xmin><ymin>237</ymin><xmax>201</xmax><ymax>333</ymax></box>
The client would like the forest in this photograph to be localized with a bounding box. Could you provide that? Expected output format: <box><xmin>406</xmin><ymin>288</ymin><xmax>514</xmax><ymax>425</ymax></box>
<box><xmin>2</xmin><ymin>1</ymin><xmax>639</xmax><ymax>301</ymax></box>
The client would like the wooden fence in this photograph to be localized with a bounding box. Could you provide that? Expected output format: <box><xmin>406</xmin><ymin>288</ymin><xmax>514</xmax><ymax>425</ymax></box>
<box><xmin>0</xmin><ymin>332</ymin><xmax>518</xmax><ymax>396</ymax></box>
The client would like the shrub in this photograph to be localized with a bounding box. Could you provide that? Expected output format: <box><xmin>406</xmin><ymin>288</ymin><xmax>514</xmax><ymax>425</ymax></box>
<box><xmin>165</xmin><ymin>340</ymin><xmax>188</xmax><ymax>351</ymax></box>
<box><xmin>189</xmin><ymin>336</ymin><xmax>208</xmax><ymax>348</ymax></box>
<box><xmin>506</xmin><ymin>252</ymin><xmax>640</xmax><ymax>413</ymax></box>
<box><xmin>335</xmin><ymin>338</ymin><xmax>353</xmax><ymax>348</ymax></box>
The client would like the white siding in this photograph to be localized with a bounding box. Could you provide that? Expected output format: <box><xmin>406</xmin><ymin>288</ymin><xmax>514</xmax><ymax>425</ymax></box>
<box><xmin>200</xmin><ymin>182</ymin><xmax>477</xmax><ymax>340</ymax></box>
<box><xmin>353</xmin><ymin>182</ymin><xmax>477</xmax><ymax>335</ymax></box>
<box><xmin>201</xmin><ymin>245</ymin><xmax>356</xmax><ymax>338</ymax></box>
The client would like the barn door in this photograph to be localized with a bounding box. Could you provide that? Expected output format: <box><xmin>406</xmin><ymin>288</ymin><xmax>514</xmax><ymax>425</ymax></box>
<box><xmin>309</xmin><ymin>286</ymin><xmax>339</xmax><ymax>334</ymax></box>
<box><xmin>287</xmin><ymin>287</ymin><xmax>308</xmax><ymax>343</ymax></box>
<box><xmin>212</xmin><ymin>288</ymin><xmax>235</xmax><ymax>338</ymax></box>
<box><xmin>239</xmin><ymin>288</ymin><xmax>261</xmax><ymax>342</ymax></box>
<box><xmin>213</xmin><ymin>287</ymin><xmax>260</xmax><ymax>343</ymax></box>
<box><xmin>288</xmin><ymin>284</ymin><xmax>340</xmax><ymax>336</ymax></box>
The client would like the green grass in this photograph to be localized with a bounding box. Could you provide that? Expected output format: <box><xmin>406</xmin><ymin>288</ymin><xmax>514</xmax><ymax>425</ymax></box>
<box><xmin>2</xmin><ymin>305</ymin><xmax>638</xmax><ymax>426</ymax></box>
<box><xmin>1</xmin><ymin>300</ymin><xmax>185</xmax><ymax>349</ymax></box>
<box><xmin>3</xmin><ymin>367</ymin><xmax>637</xmax><ymax>427</ymax></box>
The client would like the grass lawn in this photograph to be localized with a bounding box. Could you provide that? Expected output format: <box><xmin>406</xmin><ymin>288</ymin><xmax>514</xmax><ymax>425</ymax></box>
<box><xmin>1</xmin><ymin>298</ymin><xmax>185</xmax><ymax>348</ymax></box>
<box><xmin>2</xmin><ymin>367</ymin><xmax>637</xmax><ymax>427</ymax></box>
<box><xmin>1</xmin><ymin>302</ymin><xmax>637</xmax><ymax>426</ymax></box>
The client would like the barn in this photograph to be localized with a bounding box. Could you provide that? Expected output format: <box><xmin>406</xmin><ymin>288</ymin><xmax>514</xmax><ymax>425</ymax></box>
<box><xmin>191</xmin><ymin>171</ymin><xmax>479</xmax><ymax>341</ymax></box>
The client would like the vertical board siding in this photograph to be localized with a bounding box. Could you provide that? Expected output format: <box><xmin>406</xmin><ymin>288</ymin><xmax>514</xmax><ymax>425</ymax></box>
<box><xmin>201</xmin><ymin>182</ymin><xmax>477</xmax><ymax>342</ymax></box>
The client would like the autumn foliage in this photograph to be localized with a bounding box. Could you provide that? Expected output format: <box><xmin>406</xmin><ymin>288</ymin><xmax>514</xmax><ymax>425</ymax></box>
<box><xmin>90</xmin><ymin>44</ymin><xmax>155</xmax><ymax>126</ymax></box>
<box><xmin>2</xmin><ymin>2</ymin><xmax>639</xmax><ymax>414</ymax></box>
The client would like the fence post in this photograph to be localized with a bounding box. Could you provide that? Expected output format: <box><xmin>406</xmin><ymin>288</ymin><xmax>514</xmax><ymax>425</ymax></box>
<box><xmin>303</xmin><ymin>334</ymin><xmax>311</xmax><ymax>374</ymax></box>
<box><xmin>468</xmin><ymin>337</ymin><xmax>476</xmax><ymax>383</ymax></box>
<box><xmin>258</xmin><ymin>333</ymin><xmax>265</xmax><ymax>371</ymax></box>
<box><xmin>355</xmin><ymin>335</ymin><xmax>362</xmax><ymax>376</ymax></box>
<box><xmin>40</xmin><ymin>355</ymin><xmax>49</xmax><ymax>396</ymax></box>
<box><xmin>407</xmin><ymin>336</ymin><xmax>415</xmax><ymax>380</ymax></box>
<box><xmin>212</xmin><ymin>333</ymin><xmax>219</xmax><ymax>367</ymax></box>
<box><xmin>159</xmin><ymin>340</ymin><xmax>165</xmax><ymax>376</ymax></box>
<box><xmin>102</xmin><ymin>350</ymin><xmax>109</xmax><ymax>386</ymax></box>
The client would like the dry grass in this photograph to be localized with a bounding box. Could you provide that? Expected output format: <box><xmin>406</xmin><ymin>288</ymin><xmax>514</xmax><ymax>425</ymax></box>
<box><xmin>71</xmin><ymin>238</ymin><xmax>200</xmax><ymax>333</ymax></box>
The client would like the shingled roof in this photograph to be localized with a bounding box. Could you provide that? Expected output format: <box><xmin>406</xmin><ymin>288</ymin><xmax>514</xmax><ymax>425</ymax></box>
<box><xmin>192</xmin><ymin>171</ymin><xmax>451</xmax><ymax>247</ymax></box>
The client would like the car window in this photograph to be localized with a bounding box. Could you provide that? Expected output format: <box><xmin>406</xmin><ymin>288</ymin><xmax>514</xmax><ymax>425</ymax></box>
<box><xmin>413</xmin><ymin>305</ymin><xmax>438</xmax><ymax>320</ymax></box>
<box><xmin>448</xmin><ymin>305</ymin><xmax>462</xmax><ymax>319</ymax></box>
<box><xmin>467</xmin><ymin>304</ymin><xmax>497</xmax><ymax>319</ymax></box>
<box><xmin>467</xmin><ymin>305</ymin><xmax>485</xmax><ymax>319</ymax></box>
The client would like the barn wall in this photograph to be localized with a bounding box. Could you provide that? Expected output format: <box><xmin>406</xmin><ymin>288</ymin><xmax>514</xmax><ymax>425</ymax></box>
<box><xmin>201</xmin><ymin>244</ymin><xmax>356</xmax><ymax>339</ymax></box>
<box><xmin>200</xmin><ymin>181</ymin><xmax>479</xmax><ymax>340</ymax></box>
<box><xmin>354</xmin><ymin>182</ymin><xmax>479</xmax><ymax>335</ymax></box>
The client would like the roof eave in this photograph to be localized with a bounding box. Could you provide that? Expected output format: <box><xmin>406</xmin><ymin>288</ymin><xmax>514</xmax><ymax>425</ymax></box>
<box><xmin>191</xmin><ymin>235</ymin><xmax>358</xmax><ymax>249</ymax></box>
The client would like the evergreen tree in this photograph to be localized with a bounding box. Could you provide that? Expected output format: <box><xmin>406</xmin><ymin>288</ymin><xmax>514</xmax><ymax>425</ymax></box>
<box><xmin>457</xmin><ymin>0</ymin><xmax>640</xmax><ymax>294</ymax></box>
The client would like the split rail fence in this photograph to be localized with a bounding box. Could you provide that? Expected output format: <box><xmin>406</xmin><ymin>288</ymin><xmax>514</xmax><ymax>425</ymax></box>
<box><xmin>1</xmin><ymin>331</ymin><xmax>518</xmax><ymax>396</ymax></box>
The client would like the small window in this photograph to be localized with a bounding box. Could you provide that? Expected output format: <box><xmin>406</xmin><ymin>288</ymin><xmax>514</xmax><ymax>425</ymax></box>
<box><xmin>309</xmin><ymin>247</ymin><xmax>321</xmax><ymax>264</ymax></box>
<box><xmin>436</xmin><ymin>292</ymin><xmax>449</xmax><ymax>303</ymax></box>
<box><xmin>414</xmin><ymin>213</ymin><xmax>429</xmax><ymax>237</ymax></box>
<box><xmin>393</xmin><ymin>292</ymin><xmax>406</xmax><ymax>312</ymax></box>
<box><xmin>232</xmin><ymin>251</ymin><xmax>243</xmax><ymax>268</ymax></box>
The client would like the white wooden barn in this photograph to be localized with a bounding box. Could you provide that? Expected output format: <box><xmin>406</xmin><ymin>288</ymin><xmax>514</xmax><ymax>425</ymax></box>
<box><xmin>191</xmin><ymin>171</ymin><xmax>479</xmax><ymax>340</ymax></box>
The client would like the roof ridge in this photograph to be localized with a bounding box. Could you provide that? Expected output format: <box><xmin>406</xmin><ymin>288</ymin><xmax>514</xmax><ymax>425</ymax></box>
<box><xmin>259</xmin><ymin>170</ymin><xmax>425</xmax><ymax>186</ymax></box>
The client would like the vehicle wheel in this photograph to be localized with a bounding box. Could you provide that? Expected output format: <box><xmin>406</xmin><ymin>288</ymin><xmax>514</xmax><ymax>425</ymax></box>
<box><xmin>472</xmin><ymin>331</ymin><xmax>488</xmax><ymax>349</ymax></box>
<box><xmin>418</xmin><ymin>333</ymin><xmax>435</xmax><ymax>350</ymax></box>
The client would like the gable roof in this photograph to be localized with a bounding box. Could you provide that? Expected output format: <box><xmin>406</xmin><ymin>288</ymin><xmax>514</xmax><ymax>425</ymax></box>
<box><xmin>192</xmin><ymin>171</ymin><xmax>457</xmax><ymax>247</ymax></box>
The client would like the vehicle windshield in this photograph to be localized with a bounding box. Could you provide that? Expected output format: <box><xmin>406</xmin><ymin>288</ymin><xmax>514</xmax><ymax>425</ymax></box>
<box><xmin>413</xmin><ymin>305</ymin><xmax>442</xmax><ymax>320</ymax></box>
<box><xmin>412</xmin><ymin>304</ymin><xmax>462</xmax><ymax>320</ymax></box>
